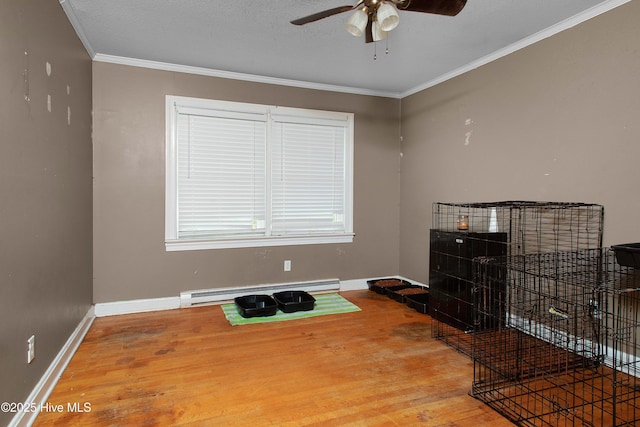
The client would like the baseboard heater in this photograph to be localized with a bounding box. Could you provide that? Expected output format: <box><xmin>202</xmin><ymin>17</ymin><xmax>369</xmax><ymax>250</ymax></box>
<box><xmin>180</xmin><ymin>278</ymin><xmax>341</xmax><ymax>308</ymax></box>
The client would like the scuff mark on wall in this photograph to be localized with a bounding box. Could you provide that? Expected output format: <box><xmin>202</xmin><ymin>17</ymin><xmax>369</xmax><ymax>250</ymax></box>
<box><xmin>23</xmin><ymin>51</ymin><xmax>30</xmax><ymax>103</ymax></box>
<box><xmin>255</xmin><ymin>248</ymin><xmax>272</xmax><ymax>259</ymax></box>
<box><xmin>46</xmin><ymin>62</ymin><xmax>52</xmax><ymax>112</ymax></box>
<box><xmin>464</xmin><ymin>117</ymin><xmax>474</xmax><ymax>146</ymax></box>
<box><xmin>67</xmin><ymin>85</ymin><xmax>71</xmax><ymax>125</ymax></box>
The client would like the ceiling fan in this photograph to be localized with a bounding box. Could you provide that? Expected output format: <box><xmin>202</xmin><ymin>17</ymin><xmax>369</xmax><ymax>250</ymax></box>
<box><xmin>291</xmin><ymin>0</ymin><xmax>467</xmax><ymax>43</ymax></box>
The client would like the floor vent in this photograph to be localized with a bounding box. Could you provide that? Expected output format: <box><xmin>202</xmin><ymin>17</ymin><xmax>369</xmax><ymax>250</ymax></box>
<box><xmin>180</xmin><ymin>278</ymin><xmax>340</xmax><ymax>308</ymax></box>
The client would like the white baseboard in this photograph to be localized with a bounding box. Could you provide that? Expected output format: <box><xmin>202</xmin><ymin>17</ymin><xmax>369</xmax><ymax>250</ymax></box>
<box><xmin>10</xmin><ymin>307</ymin><xmax>95</xmax><ymax>427</ymax></box>
<box><xmin>94</xmin><ymin>296</ymin><xmax>181</xmax><ymax>317</ymax></box>
<box><xmin>93</xmin><ymin>275</ymin><xmax>427</xmax><ymax>318</ymax></box>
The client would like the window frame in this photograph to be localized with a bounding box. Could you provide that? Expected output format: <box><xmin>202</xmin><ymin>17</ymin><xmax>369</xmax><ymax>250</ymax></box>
<box><xmin>165</xmin><ymin>96</ymin><xmax>354</xmax><ymax>251</ymax></box>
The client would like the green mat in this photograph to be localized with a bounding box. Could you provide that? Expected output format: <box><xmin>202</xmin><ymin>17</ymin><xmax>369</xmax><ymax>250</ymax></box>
<box><xmin>221</xmin><ymin>293</ymin><xmax>361</xmax><ymax>326</ymax></box>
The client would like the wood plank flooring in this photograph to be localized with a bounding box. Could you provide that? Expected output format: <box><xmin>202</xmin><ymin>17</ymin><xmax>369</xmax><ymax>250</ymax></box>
<box><xmin>34</xmin><ymin>290</ymin><xmax>514</xmax><ymax>426</ymax></box>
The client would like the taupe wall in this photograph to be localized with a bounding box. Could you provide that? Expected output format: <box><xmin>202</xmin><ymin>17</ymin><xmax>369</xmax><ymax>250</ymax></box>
<box><xmin>0</xmin><ymin>0</ymin><xmax>92</xmax><ymax>423</ymax></box>
<box><xmin>399</xmin><ymin>0</ymin><xmax>640</xmax><ymax>283</ymax></box>
<box><xmin>92</xmin><ymin>63</ymin><xmax>401</xmax><ymax>303</ymax></box>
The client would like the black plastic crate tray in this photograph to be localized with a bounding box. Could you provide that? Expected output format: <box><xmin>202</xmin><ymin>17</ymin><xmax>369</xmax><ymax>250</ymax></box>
<box><xmin>367</xmin><ymin>278</ymin><xmax>412</xmax><ymax>294</ymax></box>
<box><xmin>272</xmin><ymin>291</ymin><xmax>315</xmax><ymax>313</ymax></box>
<box><xmin>234</xmin><ymin>294</ymin><xmax>277</xmax><ymax>318</ymax></box>
<box><xmin>405</xmin><ymin>292</ymin><xmax>430</xmax><ymax>314</ymax></box>
<box><xmin>612</xmin><ymin>243</ymin><xmax>640</xmax><ymax>268</ymax></box>
<box><xmin>385</xmin><ymin>285</ymin><xmax>426</xmax><ymax>303</ymax></box>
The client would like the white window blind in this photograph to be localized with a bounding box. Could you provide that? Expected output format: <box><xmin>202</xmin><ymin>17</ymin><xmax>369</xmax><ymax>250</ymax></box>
<box><xmin>165</xmin><ymin>97</ymin><xmax>354</xmax><ymax>251</ymax></box>
<box><xmin>176</xmin><ymin>111</ymin><xmax>266</xmax><ymax>239</ymax></box>
<box><xmin>271</xmin><ymin>120</ymin><xmax>346</xmax><ymax>235</ymax></box>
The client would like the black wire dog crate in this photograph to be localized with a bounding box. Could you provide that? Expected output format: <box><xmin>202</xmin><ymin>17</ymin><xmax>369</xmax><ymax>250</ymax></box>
<box><xmin>429</xmin><ymin>201</ymin><xmax>604</xmax><ymax>356</ymax></box>
<box><xmin>599</xmin><ymin>247</ymin><xmax>640</xmax><ymax>426</ymax></box>
<box><xmin>470</xmin><ymin>249</ymin><xmax>640</xmax><ymax>426</ymax></box>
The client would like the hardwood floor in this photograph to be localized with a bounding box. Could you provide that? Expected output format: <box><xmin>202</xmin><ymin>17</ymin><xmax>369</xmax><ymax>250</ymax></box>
<box><xmin>34</xmin><ymin>290</ymin><xmax>514</xmax><ymax>426</ymax></box>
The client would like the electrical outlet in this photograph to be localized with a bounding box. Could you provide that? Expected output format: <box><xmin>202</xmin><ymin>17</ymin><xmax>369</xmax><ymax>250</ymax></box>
<box><xmin>284</xmin><ymin>260</ymin><xmax>291</xmax><ymax>272</ymax></box>
<box><xmin>27</xmin><ymin>335</ymin><xmax>35</xmax><ymax>364</ymax></box>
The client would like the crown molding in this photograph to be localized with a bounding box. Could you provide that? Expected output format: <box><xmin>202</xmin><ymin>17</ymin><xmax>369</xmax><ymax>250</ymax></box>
<box><xmin>93</xmin><ymin>54</ymin><xmax>402</xmax><ymax>99</ymax></box>
<box><xmin>59</xmin><ymin>0</ymin><xmax>96</xmax><ymax>58</ymax></box>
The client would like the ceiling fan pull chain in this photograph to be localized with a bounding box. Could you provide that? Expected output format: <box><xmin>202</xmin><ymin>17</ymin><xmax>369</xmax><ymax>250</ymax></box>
<box><xmin>373</xmin><ymin>38</ymin><xmax>391</xmax><ymax>60</ymax></box>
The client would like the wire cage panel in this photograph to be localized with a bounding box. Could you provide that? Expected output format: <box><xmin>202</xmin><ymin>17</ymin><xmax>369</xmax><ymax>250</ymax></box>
<box><xmin>471</xmin><ymin>248</ymin><xmax>640</xmax><ymax>426</ymax></box>
<box><xmin>506</xmin><ymin>251</ymin><xmax>604</xmax><ymax>365</ymax></box>
<box><xmin>432</xmin><ymin>201</ymin><xmax>604</xmax><ymax>256</ymax></box>
<box><xmin>600</xmin><ymin>249</ymin><xmax>640</xmax><ymax>426</ymax></box>
<box><xmin>473</xmin><ymin>251</ymin><xmax>605</xmax><ymax>380</ymax></box>
<box><xmin>471</xmin><ymin>364</ymin><xmax>614</xmax><ymax>427</ymax></box>
<box><xmin>429</xmin><ymin>201</ymin><xmax>604</xmax><ymax>356</ymax></box>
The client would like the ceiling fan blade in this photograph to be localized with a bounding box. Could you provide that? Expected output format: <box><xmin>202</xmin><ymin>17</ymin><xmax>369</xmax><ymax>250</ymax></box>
<box><xmin>291</xmin><ymin>5</ymin><xmax>355</xmax><ymax>25</ymax></box>
<box><xmin>397</xmin><ymin>0</ymin><xmax>467</xmax><ymax>16</ymax></box>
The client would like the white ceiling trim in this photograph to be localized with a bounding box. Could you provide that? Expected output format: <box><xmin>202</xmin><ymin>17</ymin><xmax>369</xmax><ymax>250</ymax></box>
<box><xmin>59</xmin><ymin>0</ymin><xmax>96</xmax><ymax>58</ymax></box>
<box><xmin>401</xmin><ymin>0</ymin><xmax>632</xmax><ymax>98</ymax></box>
<box><xmin>93</xmin><ymin>54</ymin><xmax>402</xmax><ymax>99</ymax></box>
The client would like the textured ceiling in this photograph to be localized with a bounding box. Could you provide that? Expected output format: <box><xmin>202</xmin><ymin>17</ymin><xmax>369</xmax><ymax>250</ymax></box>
<box><xmin>61</xmin><ymin>0</ymin><xmax>629</xmax><ymax>97</ymax></box>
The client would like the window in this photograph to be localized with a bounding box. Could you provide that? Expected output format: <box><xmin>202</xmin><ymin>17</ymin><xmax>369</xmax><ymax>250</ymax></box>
<box><xmin>165</xmin><ymin>96</ymin><xmax>354</xmax><ymax>251</ymax></box>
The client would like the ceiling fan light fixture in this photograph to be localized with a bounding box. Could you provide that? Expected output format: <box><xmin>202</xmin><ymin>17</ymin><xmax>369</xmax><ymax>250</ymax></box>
<box><xmin>345</xmin><ymin>8</ymin><xmax>368</xmax><ymax>37</ymax></box>
<box><xmin>376</xmin><ymin>2</ymin><xmax>399</xmax><ymax>32</ymax></box>
<box><xmin>372</xmin><ymin>20</ymin><xmax>388</xmax><ymax>42</ymax></box>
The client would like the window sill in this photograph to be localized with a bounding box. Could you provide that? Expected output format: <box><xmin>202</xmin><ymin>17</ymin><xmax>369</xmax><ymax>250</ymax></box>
<box><xmin>165</xmin><ymin>233</ymin><xmax>354</xmax><ymax>251</ymax></box>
